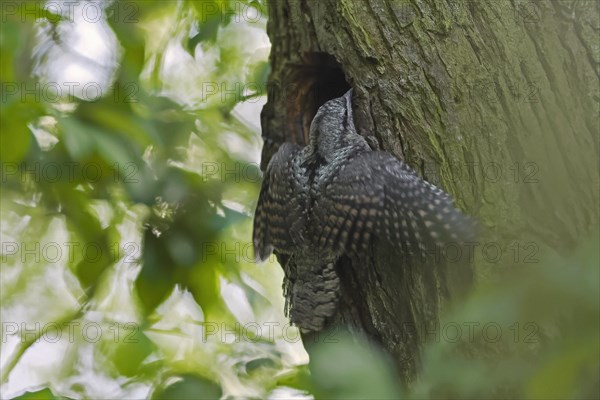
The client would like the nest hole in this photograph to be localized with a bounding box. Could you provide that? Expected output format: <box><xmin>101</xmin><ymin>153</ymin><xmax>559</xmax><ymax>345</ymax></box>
<box><xmin>286</xmin><ymin>53</ymin><xmax>350</xmax><ymax>144</ymax></box>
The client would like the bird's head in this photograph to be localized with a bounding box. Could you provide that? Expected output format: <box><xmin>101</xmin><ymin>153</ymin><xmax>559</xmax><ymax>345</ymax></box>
<box><xmin>307</xmin><ymin>89</ymin><xmax>368</xmax><ymax>161</ymax></box>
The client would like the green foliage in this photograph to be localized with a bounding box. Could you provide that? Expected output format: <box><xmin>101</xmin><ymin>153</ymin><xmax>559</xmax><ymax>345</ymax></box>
<box><xmin>153</xmin><ymin>374</ymin><xmax>223</xmax><ymax>400</ymax></box>
<box><xmin>14</xmin><ymin>388</ymin><xmax>69</xmax><ymax>400</ymax></box>
<box><xmin>308</xmin><ymin>332</ymin><xmax>403</xmax><ymax>399</ymax></box>
<box><xmin>412</xmin><ymin>235</ymin><xmax>600</xmax><ymax>399</ymax></box>
<box><xmin>1</xmin><ymin>1</ymin><xmax>287</xmax><ymax>398</ymax></box>
<box><xmin>1</xmin><ymin>1</ymin><xmax>598</xmax><ymax>399</ymax></box>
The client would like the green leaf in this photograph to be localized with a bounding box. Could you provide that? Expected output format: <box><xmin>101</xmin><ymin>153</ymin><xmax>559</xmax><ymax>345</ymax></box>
<box><xmin>0</xmin><ymin>114</ymin><xmax>32</xmax><ymax>164</ymax></box>
<box><xmin>14</xmin><ymin>388</ymin><xmax>69</xmax><ymax>400</ymax></box>
<box><xmin>309</xmin><ymin>330</ymin><xmax>403</xmax><ymax>399</ymax></box>
<box><xmin>252</xmin><ymin>61</ymin><xmax>270</xmax><ymax>88</ymax></box>
<box><xmin>60</xmin><ymin>118</ymin><xmax>96</xmax><ymax>161</ymax></box>
<box><xmin>114</xmin><ymin>330</ymin><xmax>156</xmax><ymax>377</ymax></box>
<box><xmin>154</xmin><ymin>375</ymin><xmax>222</xmax><ymax>400</ymax></box>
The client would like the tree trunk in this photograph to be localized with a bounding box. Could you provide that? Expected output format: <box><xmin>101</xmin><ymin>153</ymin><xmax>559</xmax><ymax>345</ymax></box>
<box><xmin>260</xmin><ymin>0</ymin><xmax>599</xmax><ymax>384</ymax></box>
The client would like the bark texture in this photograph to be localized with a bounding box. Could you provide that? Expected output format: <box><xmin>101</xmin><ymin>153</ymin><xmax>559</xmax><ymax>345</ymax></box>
<box><xmin>260</xmin><ymin>0</ymin><xmax>599</xmax><ymax>383</ymax></box>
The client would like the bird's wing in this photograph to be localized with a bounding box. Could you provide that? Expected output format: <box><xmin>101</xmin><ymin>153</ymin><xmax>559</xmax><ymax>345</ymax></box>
<box><xmin>316</xmin><ymin>151</ymin><xmax>475</xmax><ymax>256</ymax></box>
<box><xmin>253</xmin><ymin>143</ymin><xmax>305</xmax><ymax>261</ymax></box>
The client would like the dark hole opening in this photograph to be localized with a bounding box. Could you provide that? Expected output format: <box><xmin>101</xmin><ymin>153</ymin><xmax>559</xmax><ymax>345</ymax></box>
<box><xmin>287</xmin><ymin>53</ymin><xmax>350</xmax><ymax>144</ymax></box>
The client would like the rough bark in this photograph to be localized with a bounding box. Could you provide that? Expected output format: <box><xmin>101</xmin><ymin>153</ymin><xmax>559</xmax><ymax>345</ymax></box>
<box><xmin>260</xmin><ymin>0</ymin><xmax>599</xmax><ymax>384</ymax></box>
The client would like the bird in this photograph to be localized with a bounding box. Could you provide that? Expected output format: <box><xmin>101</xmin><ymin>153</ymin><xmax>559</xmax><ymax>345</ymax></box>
<box><xmin>253</xmin><ymin>89</ymin><xmax>474</xmax><ymax>333</ymax></box>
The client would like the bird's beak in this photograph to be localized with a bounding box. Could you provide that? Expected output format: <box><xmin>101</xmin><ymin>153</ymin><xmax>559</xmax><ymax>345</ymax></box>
<box><xmin>343</xmin><ymin>88</ymin><xmax>354</xmax><ymax>128</ymax></box>
<box><xmin>343</xmin><ymin>88</ymin><xmax>353</xmax><ymax>105</ymax></box>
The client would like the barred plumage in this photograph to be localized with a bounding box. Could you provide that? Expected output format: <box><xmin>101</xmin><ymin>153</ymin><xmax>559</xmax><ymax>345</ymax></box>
<box><xmin>253</xmin><ymin>89</ymin><xmax>474</xmax><ymax>332</ymax></box>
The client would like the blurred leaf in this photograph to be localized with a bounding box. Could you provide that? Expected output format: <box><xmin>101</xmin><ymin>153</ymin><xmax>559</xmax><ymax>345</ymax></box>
<box><xmin>39</xmin><ymin>188</ymin><xmax>114</xmax><ymax>292</ymax></box>
<box><xmin>275</xmin><ymin>364</ymin><xmax>312</xmax><ymax>392</ymax></box>
<box><xmin>414</xmin><ymin>235</ymin><xmax>600</xmax><ymax>399</ymax></box>
<box><xmin>252</xmin><ymin>61</ymin><xmax>270</xmax><ymax>88</ymax></box>
<box><xmin>113</xmin><ymin>329</ymin><xmax>156</xmax><ymax>377</ymax></box>
<box><xmin>75</xmin><ymin>100</ymin><xmax>155</xmax><ymax>149</ymax></box>
<box><xmin>60</xmin><ymin>116</ymin><xmax>135</xmax><ymax>166</ymax></box>
<box><xmin>93</xmin><ymin>130</ymin><xmax>134</xmax><ymax>166</ymax></box>
<box><xmin>527</xmin><ymin>337</ymin><xmax>599</xmax><ymax>398</ymax></box>
<box><xmin>245</xmin><ymin>357</ymin><xmax>278</xmax><ymax>375</ymax></box>
<box><xmin>59</xmin><ymin>118</ymin><xmax>98</xmax><ymax>161</ymax></box>
<box><xmin>14</xmin><ymin>388</ymin><xmax>69</xmax><ymax>400</ymax></box>
<box><xmin>0</xmin><ymin>98</ymin><xmax>45</xmax><ymax>163</ymax></box>
<box><xmin>137</xmin><ymin>233</ymin><xmax>177</xmax><ymax>314</ymax></box>
<box><xmin>153</xmin><ymin>375</ymin><xmax>222</xmax><ymax>400</ymax></box>
<box><xmin>190</xmin><ymin>0</ymin><xmax>235</xmax><ymax>45</ymax></box>
<box><xmin>189</xmin><ymin>260</ymin><xmax>221</xmax><ymax>317</ymax></box>
<box><xmin>0</xmin><ymin>20</ymin><xmax>19</xmax><ymax>82</ymax></box>
<box><xmin>309</xmin><ymin>330</ymin><xmax>403</xmax><ymax>399</ymax></box>
<box><xmin>1</xmin><ymin>0</ymin><xmax>278</xmax><ymax>397</ymax></box>
<box><xmin>0</xmin><ymin>113</ymin><xmax>33</xmax><ymax>164</ymax></box>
